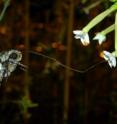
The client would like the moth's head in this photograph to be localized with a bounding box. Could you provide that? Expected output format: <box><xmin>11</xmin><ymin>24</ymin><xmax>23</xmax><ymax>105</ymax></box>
<box><xmin>8</xmin><ymin>50</ymin><xmax>22</xmax><ymax>62</ymax></box>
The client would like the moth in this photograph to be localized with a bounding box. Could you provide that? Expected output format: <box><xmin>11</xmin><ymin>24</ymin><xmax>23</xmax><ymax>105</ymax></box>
<box><xmin>0</xmin><ymin>49</ymin><xmax>105</xmax><ymax>83</ymax></box>
<box><xmin>0</xmin><ymin>49</ymin><xmax>23</xmax><ymax>82</ymax></box>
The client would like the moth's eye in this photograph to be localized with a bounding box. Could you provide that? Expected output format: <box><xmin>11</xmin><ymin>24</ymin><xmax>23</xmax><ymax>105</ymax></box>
<box><xmin>8</xmin><ymin>50</ymin><xmax>22</xmax><ymax>62</ymax></box>
<box><xmin>9</xmin><ymin>52</ymin><xmax>18</xmax><ymax>60</ymax></box>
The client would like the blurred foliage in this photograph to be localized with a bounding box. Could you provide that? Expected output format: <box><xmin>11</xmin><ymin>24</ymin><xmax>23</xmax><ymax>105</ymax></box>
<box><xmin>0</xmin><ymin>0</ymin><xmax>10</xmax><ymax>21</ymax></box>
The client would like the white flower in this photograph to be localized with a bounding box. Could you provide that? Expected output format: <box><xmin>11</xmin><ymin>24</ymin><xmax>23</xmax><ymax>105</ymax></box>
<box><xmin>93</xmin><ymin>33</ymin><xmax>106</xmax><ymax>45</ymax></box>
<box><xmin>100</xmin><ymin>51</ymin><xmax>116</xmax><ymax>68</ymax></box>
<box><xmin>73</xmin><ymin>30</ymin><xmax>90</xmax><ymax>46</ymax></box>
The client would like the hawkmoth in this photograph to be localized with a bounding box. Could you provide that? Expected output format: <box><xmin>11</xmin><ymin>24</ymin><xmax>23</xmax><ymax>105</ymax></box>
<box><xmin>0</xmin><ymin>49</ymin><xmax>23</xmax><ymax>82</ymax></box>
<box><xmin>0</xmin><ymin>49</ymin><xmax>105</xmax><ymax>83</ymax></box>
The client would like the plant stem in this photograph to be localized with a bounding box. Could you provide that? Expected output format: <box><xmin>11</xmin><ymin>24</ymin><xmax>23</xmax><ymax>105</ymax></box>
<box><xmin>83</xmin><ymin>3</ymin><xmax>117</xmax><ymax>32</ymax></box>
<box><xmin>101</xmin><ymin>24</ymin><xmax>115</xmax><ymax>35</ymax></box>
<box><xmin>83</xmin><ymin>0</ymin><xmax>104</xmax><ymax>14</ymax></box>
<box><xmin>0</xmin><ymin>0</ymin><xmax>10</xmax><ymax>21</ymax></box>
<box><xmin>63</xmin><ymin>0</ymin><xmax>74</xmax><ymax>124</ymax></box>
<box><xmin>115</xmin><ymin>12</ymin><xmax>117</xmax><ymax>53</ymax></box>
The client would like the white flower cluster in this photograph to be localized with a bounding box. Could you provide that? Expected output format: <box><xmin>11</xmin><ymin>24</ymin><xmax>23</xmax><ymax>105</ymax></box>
<box><xmin>73</xmin><ymin>29</ymin><xmax>116</xmax><ymax>68</ymax></box>
<box><xmin>73</xmin><ymin>3</ymin><xmax>117</xmax><ymax>68</ymax></box>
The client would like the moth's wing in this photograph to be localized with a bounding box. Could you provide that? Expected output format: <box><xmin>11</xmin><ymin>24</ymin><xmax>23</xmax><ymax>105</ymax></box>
<box><xmin>0</xmin><ymin>51</ymin><xmax>9</xmax><ymax>62</ymax></box>
<box><xmin>0</xmin><ymin>76</ymin><xmax>3</xmax><ymax>82</ymax></box>
<box><xmin>0</xmin><ymin>71</ymin><xmax>3</xmax><ymax>83</ymax></box>
<box><xmin>8</xmin><ymin>63</ymin><xmax>17</xmax><ymax>73</ymax></box>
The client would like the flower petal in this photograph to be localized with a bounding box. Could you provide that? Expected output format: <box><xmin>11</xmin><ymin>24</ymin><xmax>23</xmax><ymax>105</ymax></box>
<box><xmin>73</xmin><ymin>30</ymin><xmax>90</xmax><ymax>46</ymax></box>
<box><xmin>93</xmin><ymin>33</ymin><xmax>106</xmax><ymax>45</ymax></box>
<box><xmin>101</xmin><ymin>51</ymin><xmax>116</xmax><ymax>68</ymax></box>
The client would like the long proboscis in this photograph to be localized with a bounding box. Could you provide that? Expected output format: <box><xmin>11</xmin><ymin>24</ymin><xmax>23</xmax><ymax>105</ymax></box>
<box><xmin>24</xmin><ymin>51</ymin><xmax>106</xmax><ymax>73</ymax></box>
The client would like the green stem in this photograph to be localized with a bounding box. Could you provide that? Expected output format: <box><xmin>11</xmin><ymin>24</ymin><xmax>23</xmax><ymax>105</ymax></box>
<box><xmin>83</xmin><ymin>0</ymin><xmax>104</xmax><ymax>14</ymax></box>
<box><xmin>115</xmin><ymin>12</ymin><xmax>117</xmax><ymax>52</ymax></box>
<box><xmin>112</xmin><ymin>11</ymin><xmax>117</xmax><ymax>57</ymax></box>
<box><xmin>83</xmin><ymin>3</ymin><xmax>117</xmax><ymax>32</ymax></box>
<box><xmin>101</xmin><ymin>24</ymin><xmax>115</xmax><ymax>35</ymax></box>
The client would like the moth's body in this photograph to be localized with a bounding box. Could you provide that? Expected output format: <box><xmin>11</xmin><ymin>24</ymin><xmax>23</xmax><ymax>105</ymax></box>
<box><xmin>0</xmin><ymin>50</ymin><xmax>22</xmax><ymax>82</ymax></box>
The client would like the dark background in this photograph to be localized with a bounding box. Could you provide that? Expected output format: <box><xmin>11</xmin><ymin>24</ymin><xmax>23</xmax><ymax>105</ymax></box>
<box><xmin>0</xmin><ymin>0</ymin><xmax>117</xmax><ymax>124</ymax></box>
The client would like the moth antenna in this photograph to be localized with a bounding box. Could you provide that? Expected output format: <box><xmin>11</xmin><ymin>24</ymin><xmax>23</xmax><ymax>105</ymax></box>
<box><xmin>29</xmin><ymin>51</ymin><xmax>106</xmax><ymax>73</ymax></box>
